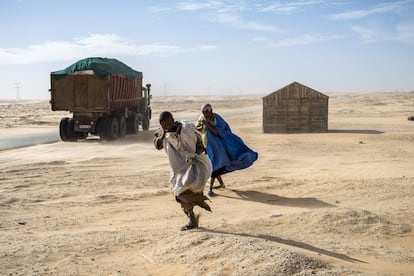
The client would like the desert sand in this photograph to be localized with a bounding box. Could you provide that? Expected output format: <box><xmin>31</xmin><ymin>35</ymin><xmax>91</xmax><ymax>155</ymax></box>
<box><xmin>0</xmin><ymin>92</ymin><xmax>414</xmax><ymax>275</ymax></box>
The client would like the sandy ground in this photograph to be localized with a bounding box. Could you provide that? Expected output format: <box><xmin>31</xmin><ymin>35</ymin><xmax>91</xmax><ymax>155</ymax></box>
<box><xmin>0</xmin><ymin>92</ymin><xmax>414</xmax><ymax>275</ymax></box>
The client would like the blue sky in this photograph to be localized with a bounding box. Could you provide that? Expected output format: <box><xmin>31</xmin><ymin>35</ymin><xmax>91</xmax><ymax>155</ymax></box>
<box><xmin>1</xmin><ymin>0</ymin><xmax>413</xmax><ymax>99</ymax></box>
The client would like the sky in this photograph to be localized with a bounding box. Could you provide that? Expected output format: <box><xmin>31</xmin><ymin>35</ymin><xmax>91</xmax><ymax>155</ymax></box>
<box><xmin>1</xmin><ymin>0</ymin><xmax>414</xmax><ymax>99</ymax></box>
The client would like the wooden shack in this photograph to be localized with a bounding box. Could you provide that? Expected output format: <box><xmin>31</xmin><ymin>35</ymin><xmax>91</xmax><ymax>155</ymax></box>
<box><xmin>263</xmin><ymin>82</ymin><xmax>328</xmax><ymax>133</ymax></box>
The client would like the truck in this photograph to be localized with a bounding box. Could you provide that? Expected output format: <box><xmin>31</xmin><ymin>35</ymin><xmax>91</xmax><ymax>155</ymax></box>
<box><xmin>49</xmin><ymin>57</ymin><xmax>151</xmax><ymax>141</ymax></box>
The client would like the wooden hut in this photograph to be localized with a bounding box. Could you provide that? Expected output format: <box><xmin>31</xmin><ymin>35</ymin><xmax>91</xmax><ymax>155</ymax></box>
<box><xmin>263</xmin><ymin>82</ymin><xmax>328</xmax><ymax>133</ymax></box>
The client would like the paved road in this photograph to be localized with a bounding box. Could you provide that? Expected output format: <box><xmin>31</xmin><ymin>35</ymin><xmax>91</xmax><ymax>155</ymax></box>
<box><xmin>0</xmin><ymin>130</ymin><xmax>60</xmax><ymax>151</ymax></box>
<box><xmin>0</xmin><ymin>107</ymin><xmax>259</xmax><ymax>151</ymax></box>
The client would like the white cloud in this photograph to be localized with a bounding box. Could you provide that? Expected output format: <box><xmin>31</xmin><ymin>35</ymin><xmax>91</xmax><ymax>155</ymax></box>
<box><xmin>177</xmin><ymin>1</ymin><xmax>217</xmax><ymax>11</ymax></box>
<box><xmin>395</xmin><ymin>22</ymin><xmax>414</xmax><ymax>45</ymax></box>
<box><xmin>147</xmin><ymin>5</ymin><xmax>172</xmax><ymax>13</ymax></box>
<box><xmin>0</xmin><ymin>34</ymin><xmax>218</xmax><ymax>65</ymax></box>
<box><xmin>266</xmin><ymin>33</ymin><xmax>338</xmax><ymax>47</ymax></box>
<box><xmin>212</xmin><ymin>13</ymin><xmax>279</xmax><ymax>32</ymax></box>
<box><xmin>259</xmin><ymin>0</ymin><xmax>324</xmax><ymax>15</ymax></box>
<box><xmin>175</xmin><ymin>1</ymin><xmax>278</xmax><ymax>32</ymax></box>
<box><xmin>252</xmin><ymin>36</ymin><xmax>270</xmax><ymax>43</ymax></box>
<box><xmin>350</xmin><ymin>21</ymin><xmax>414</xmax><ymax>45</ymax></box>
<box><xmin>330</xmin><ymin>1</ymin><xmax>407</xmax><ymax>20</ymax></box>
<box><xmin>350</xmin><ymin>25</ymin><xmax>380</xmax><ymax>43</ymax></box>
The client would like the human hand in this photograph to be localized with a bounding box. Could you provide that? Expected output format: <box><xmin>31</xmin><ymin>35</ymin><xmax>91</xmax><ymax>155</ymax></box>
<box><xmin>202</xmin><ymin>119</ymin><xmax>209</xmax><ymax>126</ymax></box>
<box><xmin>155</xmin><ymin>128</ymin><xmax>165</xmax><ymax>139</ymax></box>
<box><xmin>186</xmin><ymin>153</ymin><xmax>198</xmax><ymax>164</ymax></box>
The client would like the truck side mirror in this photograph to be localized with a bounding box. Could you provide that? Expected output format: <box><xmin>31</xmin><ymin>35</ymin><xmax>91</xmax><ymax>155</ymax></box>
<box><xmin>145</xmin><ymin>83</ymin><xmax>151</xmax><ymax>93</ymax></box>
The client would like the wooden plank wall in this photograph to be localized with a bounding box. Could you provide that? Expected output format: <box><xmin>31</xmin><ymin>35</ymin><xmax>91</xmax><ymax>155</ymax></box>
<box><xmin>263</xmin><ymin>82</ymin><xmax>328</xmax><ymax>133</ymax></box>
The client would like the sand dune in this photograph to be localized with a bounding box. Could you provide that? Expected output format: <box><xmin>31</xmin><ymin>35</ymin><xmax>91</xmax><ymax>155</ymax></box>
<box><xmin>0</xmin><ymin>92</ymin><xmax>413</xmax><ymax>275</ymax></box>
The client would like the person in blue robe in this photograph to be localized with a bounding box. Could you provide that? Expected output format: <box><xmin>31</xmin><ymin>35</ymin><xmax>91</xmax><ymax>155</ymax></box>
<box><xmin>196</xmin><ymin>103</ymin><xmax>258</xmax><ymax>196</ymax></box>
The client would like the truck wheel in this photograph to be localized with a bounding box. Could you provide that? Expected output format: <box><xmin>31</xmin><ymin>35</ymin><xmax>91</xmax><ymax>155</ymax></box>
<box><xmin>142</xmin><ymin>117</ymin><xmax>150</xmax><ymax>131</ymax></box>
<box><xmin>59</xmin><ymin>117</ymin><xmax>69</xmax><ymax>141</ymax></box>
<box><xmin>127</xmin><ymin>113</ymin><xmax>139</xmax><ymax>134</ymax></box>
<box><xmin>106</xmin><ymin>116</ymin><xmax>119</xmax><ymax>140</ymax></box>
<box><xmin>97</xmin><ymin>117</ymin><xmax>108</xmax><ymax>140</ymax></box>
<box><xmin>67</xmin><ymin>119</ymin><xmax>77</xmax><ymax>141</ymax></box>
<box><xmin>76</xmin><ymin>131</ymin><xmax>88</xmax><ymax>139</ymax></box>
<box><xmin>119</xmin><ymin>116</ymin><xmax>127</xmax><ymax>138</ymax></box>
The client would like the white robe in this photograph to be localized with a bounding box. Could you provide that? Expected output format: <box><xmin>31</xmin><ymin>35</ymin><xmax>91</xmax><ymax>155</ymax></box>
<box><xmin>162</xmin><ymin>121</ymin><xmax>212</xmax><ymax>196</ymax></box>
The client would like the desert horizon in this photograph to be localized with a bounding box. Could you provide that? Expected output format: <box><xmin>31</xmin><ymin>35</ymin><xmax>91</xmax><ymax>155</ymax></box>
<box><xmin>1</xmin><ymin>91</ymin><xmax>414</xmax><ymax>275</ymax></box>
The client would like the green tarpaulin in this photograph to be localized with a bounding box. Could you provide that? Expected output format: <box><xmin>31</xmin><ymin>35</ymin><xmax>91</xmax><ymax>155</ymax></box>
<box><xmin>51</xmin><ymin>57</ymin><xmax>142</xmax><ymax>79</ymax></box>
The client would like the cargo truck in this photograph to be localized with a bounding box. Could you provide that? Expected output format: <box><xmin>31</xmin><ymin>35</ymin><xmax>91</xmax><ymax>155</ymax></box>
<box><xmin>50</xmin><ymin>57</ymin><xmax>151</xmax><ymax>141</ymax></box>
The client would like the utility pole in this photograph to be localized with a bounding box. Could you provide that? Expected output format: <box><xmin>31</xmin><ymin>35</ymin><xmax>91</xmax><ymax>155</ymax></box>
<box><xmin>15</xmin><ymin>82</ymin><xmax>21</xmax><ymax>101</ymax></box>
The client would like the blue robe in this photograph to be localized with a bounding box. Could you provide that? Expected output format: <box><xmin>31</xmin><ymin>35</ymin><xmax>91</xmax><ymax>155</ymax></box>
<box><xmin>199</xmin><ymin>113</ymin><xmax>258</xmax><ymax>176</ymax></box>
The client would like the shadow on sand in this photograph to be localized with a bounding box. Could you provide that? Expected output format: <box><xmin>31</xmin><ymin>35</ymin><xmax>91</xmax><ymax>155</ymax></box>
<box><xmin>217</xmin><ymin>189</ymin><xmax>335</xmax><ymax>209</ymax></box>
<box><xmin>206</xmin><ymin>190</ymin><xmax>364</xmax><ymax>263</ymax></box>
<box><xmin>198</xmin><ymin>228</ymin><xmax>366</xmax><ymax>264</ymax></box>
<box><xmin>77</xmin><ymin>131</ymin><xmax>155</xmax><ymax>145</ymax></box>
<box><xmin>328</xmin><ymin>129</ymin><xmax>384</xmax><ymax>134</ymax></box>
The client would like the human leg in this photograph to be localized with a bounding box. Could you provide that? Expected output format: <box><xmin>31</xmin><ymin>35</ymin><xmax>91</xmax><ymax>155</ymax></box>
<box><xmin>210</xmin><ymin>167</ymin><xmax>228</xmax><ymax>192</ymax></box>
<box><xmin>179</xmin><ymin>201</ymin><xmax>198</xmax><ymax>231</ymax></box>
<box><xmin>182</xmin><ymin>210</ymin><xmax>198</xmax><ymax>231</ymax></box>
<box><xmin>216</xmin><ymin>175</ymin><xmax>225</xmax><ymax>188</ymax></box>
<box><xmin>176</xmin><ymin>191</ymin><xmax>211</xmax><ymax>230</ymax></box>
<box><xmin>208</xmin><ymin>177</ymin><xmax>216</xmax><ymax>196</ymax></box>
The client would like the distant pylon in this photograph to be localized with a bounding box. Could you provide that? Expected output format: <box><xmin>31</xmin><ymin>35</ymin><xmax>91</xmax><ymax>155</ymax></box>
<box><xmin>15</xmin><ymin>82</ymin><xmax>21</xmax><ymax>101</ymax></box>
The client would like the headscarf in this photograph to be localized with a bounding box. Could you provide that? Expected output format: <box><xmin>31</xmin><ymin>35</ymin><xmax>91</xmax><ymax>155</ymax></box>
<box><xmin>201</xmin><ymin>103</ymin><xmax>212</xmax><ymax>112</ymax></box>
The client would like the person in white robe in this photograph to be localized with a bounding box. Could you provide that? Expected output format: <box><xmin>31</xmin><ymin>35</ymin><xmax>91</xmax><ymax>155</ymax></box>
<box><xmin>154</xmin><ymin>111</ymin><xmax>212</xmax><ymax>230</ymax></box>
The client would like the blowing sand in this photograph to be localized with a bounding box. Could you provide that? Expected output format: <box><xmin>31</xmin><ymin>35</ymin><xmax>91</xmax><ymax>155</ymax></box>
<box><xmin>0</xmin><ymin>92</ymin><xmax>414</xmax><ymax>275</ymax></box>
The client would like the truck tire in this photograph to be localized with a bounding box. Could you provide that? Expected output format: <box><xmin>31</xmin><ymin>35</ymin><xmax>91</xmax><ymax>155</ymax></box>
<box><xmin>76</xmin><ymin>131</ymin><xmax>88</xmax><ymax>139</ymax></box>
<box><xmin>119</xmin><ymin>116</ymin><xmax>127</xmax><ymax>138</ymax></box>
<box><xmin>142</xmin><ymin>116</ymin><xmax>150</xmax><ymax>131</ymax></box>
<box><xmin>106</xmin><ymin>116</ymin><xmax>119</xmax><ymax>140</ymax></box>
<box><xmin>97</xmin><ymin>117</ymin><xmax>108</xmax><ymax>140</ymax></box>
<box><xmin>67</xmin><ymin>119</ymin><xmax>77</xmax><ymax>141</ymax></box>
<box><xmin>59</xmin><ymin>117</ymin><xmax>69</xmax><ymax>141</ymax></box>
<box><xmin>127</xmin><ymin>113</ymin><xmax>139</xmax><ymax>134</ymax></box>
